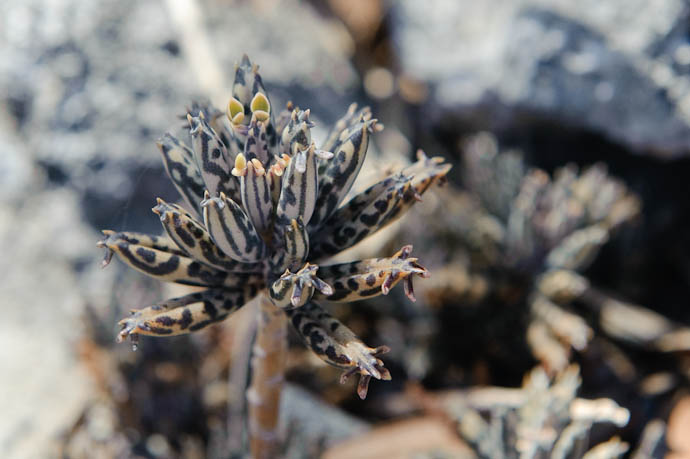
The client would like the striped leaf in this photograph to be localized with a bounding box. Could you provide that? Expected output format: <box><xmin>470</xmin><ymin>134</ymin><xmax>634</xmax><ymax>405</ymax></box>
<box><xmin>274</xmin><ymin>144</ymin><xmax>323</xmax><ymax>240</ymax></box>
<box><xmin>231</xmin><ymin>55</ymin><xmax>277</xmax><ymax>148</ymax></box>
<box><xmin>278</xmin><ymin>108</ymin><xmax>312</xmax><ymax>158</ymax></box>
<box><xmin>269</xmin><ymin>217</ymin><xmax>309</xmax><ymax>274</ymax></box>
<box><xmin>202</xmin><ymin>191</ymin><xmax>267</xmax><ymax>262</ymax></box>
<box><xmin>157</xmin><ymin>133</ymin><xmax>206</xmax><ymax>215</ymax></box>
<box><xmin>187</xmin><ymin>113</ymin><xmax>238</xmax><ymax>201</ymax></box>
<box><xmin>243</xmin><ymin>117</ymin><xmax>271</xmax><ymax>165</ymax></box>
<box><xmin>153</xmin><ymin>198</ymin><xmax>264</xmax><ymax>273</ymax></box>
<box><xmin>310</xmin><ymin>152</ymin><xmax>450</xmax><ymax>259</ymax></box>
<box><xmin>319</xmin><ymin>103</ymin><xmax>373</xmax><ymax>156</ymax></box>
<box><xmin>234</xmin><ymin>155</ymin><xmax>274</xmax><ymax>236</ymax></box>
<box><xmin>100</xmin><ymin>230</ymin><xmax>186</xmax><ymax>258</ymax></box>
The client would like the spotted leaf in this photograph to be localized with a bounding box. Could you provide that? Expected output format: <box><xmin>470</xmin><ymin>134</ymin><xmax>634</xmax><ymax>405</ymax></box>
<box><xmin>98</xmin><ymin>232</ymin><xmax>263</xmax><ymax>288</ymax></box>
<box><xmin>279</xmin><ymin>108</ymin><xmax>312</xmax><ymax>158</ymax></box>
<box><xmin>314</xmin><ymin>245</ymin><xmax>429</xmax><ymax>302</ymax></box>
<box><xmin>310</xmin><ymin>117</ymin><xmax>380</xmax><ymax>227</ymax></box>
<box><xmin>117</xmin><ymin>287</ymin><xmax>252</xmax><ymax>340</ymax></box>
<box><xmin>285</xmin><ymin>301</ymin><xmax>391</xmax><ymax>399</ymax></box>
<box><xmin>274</xmin><ymin>144</ymin><xmax>329</xmax><ymax>240</ymax></box>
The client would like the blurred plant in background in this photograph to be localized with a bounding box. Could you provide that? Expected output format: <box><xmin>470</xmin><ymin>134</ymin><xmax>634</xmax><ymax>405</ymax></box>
<box><xmin>373</xmin><ymin>132</ymin><xmax>690</xmax><ymax>456</ymax></box>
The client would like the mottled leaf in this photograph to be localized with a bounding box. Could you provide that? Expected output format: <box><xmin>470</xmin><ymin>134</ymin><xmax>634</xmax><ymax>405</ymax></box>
<box><xmin>285</xmin><ymin>301</ymin><xmax>391</xmax><ymax>399</ymax></box>
<box><xmin>310</xmin><ymin>117</ymin><xmax>380</xmax><ymax>227</ymax></box>
<box><xmin>98</xmin><ymin>232</ymin><xmax>263</xmax><ymax>288</ymax></box>
<box><xmin>314</xmin><ymin>245</ymin><xmax>429</xmax><ymax>302</ymax></box>
<box><xmin>117</xmin><ymin>287</ymin><xmax>253</xmax><ymax>339</ymax></box>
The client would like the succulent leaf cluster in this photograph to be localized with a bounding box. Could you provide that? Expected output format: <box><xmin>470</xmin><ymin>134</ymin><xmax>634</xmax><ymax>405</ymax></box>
<box><xmin>451</xmin><ymin>365</ymin><xmax>630</xmax><ymax>458</ymax></box>
<box><xmin>459</xmin><ymin>133</ymin><xmax>641</xmax><ymax>371</ymax></box>
<box><xmin>98</xmin><ymin>55</ymin><xmax>450</xmax><ymax>398</ymax></box>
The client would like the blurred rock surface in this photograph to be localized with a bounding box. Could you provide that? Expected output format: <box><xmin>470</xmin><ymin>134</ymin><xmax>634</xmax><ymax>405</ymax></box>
<box><xmin>391</xmin><ymin>0</ymin><xmax>690</xmax><ymax>158</ymax></box>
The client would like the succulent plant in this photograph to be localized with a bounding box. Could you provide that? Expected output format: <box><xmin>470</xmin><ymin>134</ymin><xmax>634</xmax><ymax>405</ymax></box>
<box><xmin>399</xmin><ymin>133</ymin><xmax>643</xmax><ymax>374</ymax></box>
<box><xmin>98</xmin><ymin>55</ymin><xmax>449</xmax><ymax>456</ymax></box>
<box><xmin>449</xmin><ymin>365</ymin><xmax>630</xmax><ymax>458</ymax></box>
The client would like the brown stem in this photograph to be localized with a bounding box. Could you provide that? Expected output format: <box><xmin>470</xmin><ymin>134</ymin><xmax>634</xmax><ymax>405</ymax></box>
<box><xmin>226</xmin><ymin>298</ymin><xmax>258</xmax><ymax>452</ymax></box>
<box><xmin>247</xmin><ymin>292</ymin><xmax>287</xmax><ymax>458</ymax></box>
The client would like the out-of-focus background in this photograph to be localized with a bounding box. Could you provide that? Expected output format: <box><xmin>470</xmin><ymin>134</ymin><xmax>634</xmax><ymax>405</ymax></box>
<box><xmin>2</xmin><ymin>0</ymin><xmax>690</xmax><ymax>457</ymax></box>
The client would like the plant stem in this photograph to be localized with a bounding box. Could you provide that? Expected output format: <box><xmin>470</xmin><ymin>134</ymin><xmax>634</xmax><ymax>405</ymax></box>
<box><xmin>226</xmin><ymin>298</ymin><xmax>258</xmax><ymax>453</ymax></box>
<box><xmin>247</xmin><ymin>292</ymin><xmax>287</xmax><ymax>458</ymax></box>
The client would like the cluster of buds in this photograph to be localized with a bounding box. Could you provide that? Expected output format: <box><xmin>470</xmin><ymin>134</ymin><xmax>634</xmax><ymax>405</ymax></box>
<box><xmin>98</xmin><ymin>55</ymin><xmax>450</xmax><ymax>397</ymax></box>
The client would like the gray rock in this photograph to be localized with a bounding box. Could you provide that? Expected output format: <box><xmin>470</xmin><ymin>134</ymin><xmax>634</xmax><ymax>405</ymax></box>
<box><xmin>392</xmin><ymin>0</ymin><xmax>690</xmax><ymax>158</ymax></box>
<box><xmin>0</xmin><ymin>186</ymin><xmax>109</xmax><ymax>458</ymax></box>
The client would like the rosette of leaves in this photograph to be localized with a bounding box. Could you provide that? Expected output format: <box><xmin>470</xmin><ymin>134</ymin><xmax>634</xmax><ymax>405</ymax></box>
<box><xmin>98</xmin><ymin>55</ymin><xmax>449</xmax><ymax>456</ymax></box>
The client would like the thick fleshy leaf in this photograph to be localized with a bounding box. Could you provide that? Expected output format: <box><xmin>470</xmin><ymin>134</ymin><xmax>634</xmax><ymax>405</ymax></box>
<box><xmin>319</xmin><ymin>103</ymin><xmax>373</xmax><ymax>156</ymax></box>
<box><xmin>314</xmin><ymin>245</ymin><xmax>429</xmax><ymax>302</ymax></box>
<box><xmin>310</xmin><ymin>152</ymin><xmax>451</xmax><ymax>260</ymax></box>
<box><xmin>187</xmin><ymin>113</ymin><xmax>238</xmax><ymax>200</ymax></box>
<box><xmin>243</xmin><ymin>117</ymin><xmax>271</xmax><ymax>165</ymax></box>
<box><xmin>269</xmin><ymin>218</ymin><xmax>309</xmax><ymax>273</ymax></box>
<box><xmin>117</xmin><ymin>287</ymin><xmax>253</xmax><ymax>340</ymax></box>
<box><xmin>98</xmin><ymin>232</ymin><xmax>263</xmax><ymax>288</ymax></box>
<box><xmin>309</xmin><ymin>175</ymin><xmax>411</xmax><ymax>260</ymax></box>
<box><xmin>274</xmin><ymin>144</ymin><xmax>328</xmax><ymax>240</ymax></box>
<box><xmin>285</xmin><ymin>301</ymin><xmax>391</xmax><ymax>399</ymax></box>
<box><xmin>310</xmin><ymin>117</ymin><xmax>380</xmax><ymax>227</ymax></box>
<box><xmin>279</xmin><ymin>108</ymin><xmax>312</xmax><ymax>158</ymax></box>
<box><xmin>156</xmin><ymin>133</ymin><xmax>206</xmax><ymax>215</ymax></box>
<box><xmin>233</xmin><ymin>155</ymin><xmax>273</xmax><ymax>236</ymax></box>
<box><xmin>99</xmin><ymin>230</ymin><xmax>187</xmax><ymax>260</ymax></box>
<box><xmin>231</xmin><ymin>55</ymin><xmax>277</xmax><ymax>148</ymax></box>
<box><xmin>153</xmin><ymin>198</ymin><xmax>264</xmax><ymax>273</ymax></box>
<box><xmin>545</xmin><ymin>224</ymin><xmax>609</xmax><ymax>271</ymax></box>
<box><xmin>267</xmin><ymin>159</ymin><xmax>287</xmax><ymax>208</ymax></box>
<box><xmin>186</xmin><ymin>101</ymin><xmax>237</xmax><ymax>159</ymax></box>
<box><xmin>310</xmin><ymin>172</ymin><xmax>411</xmax><ymax>253</ymax></box>
<box><xmin>319</xmin><ymin>173</ymin><xmax>411</xmax><ymax>227</ymax></box>
<box><xmin>273</xmin><ymin>101</ymin><xmax>294</xmax><ymax>147</ymax></box>
<box><xmin>401</xmin><ymin>150</ymin><xmax>453</xmax><ymax>195</ymax></box>
<box><xmin>202</xmin><ymin>191</ymin><xmax>267</xmax><ymax>262</ymax></box>
<box><xmin>268</xmin><ymin>263</ymin><xmax>332</xmax><ymax>309</ymax></box>
<box><xmin>232</xmin><ymin>55</ymin><xmax>269</xmax><ymax>116</ymax></box>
